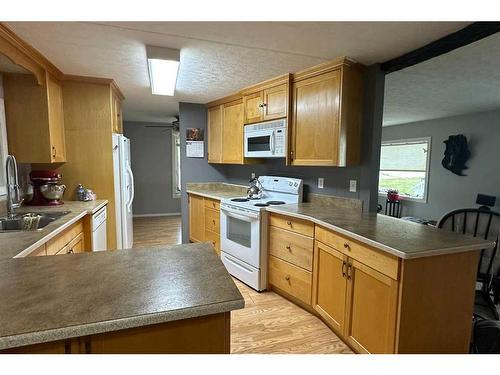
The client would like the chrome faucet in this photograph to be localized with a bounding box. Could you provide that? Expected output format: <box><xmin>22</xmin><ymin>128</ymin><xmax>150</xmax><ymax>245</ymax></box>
<box><xmin>5</xmin><ymin>155</ymin><xmax>23</xmax><ymax>218</ymax></box>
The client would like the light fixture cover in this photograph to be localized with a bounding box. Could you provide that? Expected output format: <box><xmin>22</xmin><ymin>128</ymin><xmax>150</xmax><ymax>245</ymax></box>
<box><xmin>146</xmin><ymin>46</ymin><xmax>180</xmax><ymax>96</ymax></box>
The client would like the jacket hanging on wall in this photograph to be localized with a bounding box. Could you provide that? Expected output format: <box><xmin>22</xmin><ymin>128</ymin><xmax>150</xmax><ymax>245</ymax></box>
<box><xmin>442</xmin><ymin>134</ymin><xmax>471</xmax><ymax>176</ymax></box>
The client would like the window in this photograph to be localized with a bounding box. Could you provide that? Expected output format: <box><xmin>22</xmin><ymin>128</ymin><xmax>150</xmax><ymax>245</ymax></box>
<box><xmin>378</xmin><ymin>137</ymin><xmax>431</xmax><ymax>201</ymax></box>
<box><xmin>0</xmin><ymin>99</ymin><xmax>8</xmax><ymax>196</ymax></box>
<box><xmin>172</xmin><ymin>130</ymin><xmax>181</xmax><ymax>198</ymax></box>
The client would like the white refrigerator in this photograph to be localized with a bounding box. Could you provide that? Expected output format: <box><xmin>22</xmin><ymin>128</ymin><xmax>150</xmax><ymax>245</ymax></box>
<box><xmin>113</xmin><ymin>134</ymin><xmax>135</xmax><ymax>249</ymax></box>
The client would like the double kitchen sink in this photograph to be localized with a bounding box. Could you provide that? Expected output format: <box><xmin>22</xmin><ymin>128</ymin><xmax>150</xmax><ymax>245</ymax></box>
<box><xmin>0</xmin><ymin>211</ymin><xmax>70</xmax><ymax>232</ymax></box>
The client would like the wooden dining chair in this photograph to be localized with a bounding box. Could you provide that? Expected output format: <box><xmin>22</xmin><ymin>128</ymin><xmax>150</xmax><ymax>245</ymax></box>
<box><xmin>437</xmin><ymin>208</ymin><xmax>500</xmax><ymax>320</ymax></box>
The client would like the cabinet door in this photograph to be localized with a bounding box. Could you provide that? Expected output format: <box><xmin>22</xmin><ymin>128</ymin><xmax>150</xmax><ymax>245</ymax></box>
<box><xmin>47</xmin><ymin>74</ymin><xmax>66</xmax><ymax>162</ymax></box>
<box><xmin>189</xmin><ymin>194</ymin><xmax>205</xmax><ymax>242</ymax></box>
<box><xmin>221</xmin><ymin>100</ymin><xmax>243</xmax><ymax>164</ymax></box>
<box><xmin>263</xmin><ymin>83</ymin><xmax>288</xmax><ymax>121</ymax></box>
<box><xmin>207</xmin><ymin>105</ymin><xmax>223</xmax><ymax>163</ymax></box>
<box><xmin>291</xmin><ymin>70</ymin><xmax>340</xmax><ymax>166</ymax></box>
<box><xmin>344</xmin><ymin>259</ymin><xmax>399</xmax><ymax>354</ymax></box>
<box><xmin>243</xmin><ymin>91</ymin><xmax>263</xmax><ymax>124</ymax></box>
<box><xmin>312</xmin><ymin>240</ymin><xmax>348</xmax><ymax>335</ymax></box>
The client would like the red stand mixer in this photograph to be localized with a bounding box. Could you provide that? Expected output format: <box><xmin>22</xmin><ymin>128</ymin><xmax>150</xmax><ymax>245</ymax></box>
<box><xmin>27</xmin><ymin>170</ymin><xmax>66</xmax><ymax>206</ymax></box>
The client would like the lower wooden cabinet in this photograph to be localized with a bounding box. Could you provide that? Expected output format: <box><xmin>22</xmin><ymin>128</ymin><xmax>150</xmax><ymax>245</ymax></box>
<box><xmin>28</xmin><ymin>218</ymin><xmax>87</xmax><ymax>257</ymax></box>
<box><xmin>343</xmin><ymin>258</ymin><xmax>398</xmax><ymax>354</ymax></box>
<box><xmin>188</xmin><ymin>194</ymin><xmax>221</xmax><ymax>255</ymax></box>
<box><xmin>311</xmin><ymin>240</ymin><xmax>347</xmax><ymax>335</ymax></box>
<box><xmin>188</xmin><ymin>194</ymin><xmax>205</xmax><ymax>243</ymax></box>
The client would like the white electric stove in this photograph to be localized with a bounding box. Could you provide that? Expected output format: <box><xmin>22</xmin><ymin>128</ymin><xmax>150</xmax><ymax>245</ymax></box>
<box><xmin>220</xmin><ymin>176</ymin><xmax>303</xmax><ymax>291</ymax></box>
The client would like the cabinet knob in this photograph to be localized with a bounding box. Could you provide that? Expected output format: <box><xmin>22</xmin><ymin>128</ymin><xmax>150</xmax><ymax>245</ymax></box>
<box><xmin>286</xmin><ymin>221</ymin><xmax>292</xmax><ymax>226</ymax></box>
<box><xmin>286</xmin><ymin>245</ymin><xmax>292</xmax><ymax>252</ymax></box>
<box><xmin>344</xmin><ymin>243</ymin><xmax>351</xmax><ymax>251</ymax></box>
<box><xmin>285</xmin><ymin>275</ymin><xmax>290</xmax><ymax>281</ymax></box>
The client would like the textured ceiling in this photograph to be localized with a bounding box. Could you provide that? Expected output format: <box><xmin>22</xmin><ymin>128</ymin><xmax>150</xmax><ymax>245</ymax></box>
<box><xmin>384</xmin><ymin>32</ymin><xmax>500</xmax><ymax>126</ymax></box>
<box><xmin>6</xmin><ymin>21</ymin><xmax>469</xmax><ymax>123</ymax></box>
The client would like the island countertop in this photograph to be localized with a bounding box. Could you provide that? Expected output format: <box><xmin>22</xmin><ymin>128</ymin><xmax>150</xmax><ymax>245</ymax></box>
<box><xmin>266</xmin><ymin>203</ymin><xmax>495</xmax><ymax>259</ymax></box>
<box><xmin>0</xmin><ymin>243</ymin><xmax>244</xmax><ymax>350</ymax></box>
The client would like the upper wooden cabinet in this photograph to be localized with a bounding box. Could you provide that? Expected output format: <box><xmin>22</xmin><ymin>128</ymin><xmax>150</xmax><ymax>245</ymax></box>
<box><xmin>206</xmin><ymin>95</ymin><xmax>245</xmax><ymax>165</ymax></box>
<box><xmin>290</xmin><ymin>58</ymin><xmax>364</xmax><ymax>167</ymax></box>
<box><xmin>111</xmin><ymin>90</ymin><xmax>123</xmax><ymax>133</ymax></box>
<box><xmin>241</xmin><ymin>74</ymin><xmax>290</xmax><ymax>125</ymax></box>
<box><xmin>3</xmin><ymin>72</ymin><xmax>66</xmax><ymax>163</ymax></box>
<box><xmin>207</xmin><ymin>105</ymin><xmax>223</xmax><ymax>163</ymax></box>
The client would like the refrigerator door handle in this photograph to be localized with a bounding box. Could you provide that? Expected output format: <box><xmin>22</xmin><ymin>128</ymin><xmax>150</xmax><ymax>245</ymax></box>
<box><xmin>126</xmin><ymin>164</ymin><xmax>135</xmax><ymax>210</ymax></box>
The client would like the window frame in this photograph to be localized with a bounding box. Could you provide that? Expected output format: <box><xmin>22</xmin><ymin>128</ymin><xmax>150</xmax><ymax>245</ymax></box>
<box><xmin>171</xmin><ymin>130</ymin><xmax>181</xmax><ymax>199</ymax></box>
<box><xmin>0</xmin><ymin>99</ymin><xmax>8</xmax><ymax>196</ymax></box>
<box><xmin>378</xmin><ymin>136</ymin><xmax>432</xmax><ymax>203</ymax></box>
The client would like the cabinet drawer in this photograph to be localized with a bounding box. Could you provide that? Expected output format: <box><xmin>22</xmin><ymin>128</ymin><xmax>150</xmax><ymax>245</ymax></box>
<box><xmin>28</xmin><ymin>244</ymin><xmax>47</xmax><ymax>257</ymax></box>
<box><xmin>315</xmin><ymin>226</ymin><xmax>399</xmax><ymax>280</ymax></box>
<box><xmin>56</xmin><ymin>232</ymin><xmax>84</xmax><ymax>255</ymax></box>
<box><xmin>269</xmin><ymin>255</ymin><xmax>312</xmax><ymax>305</ymax></box>
<box><xmin>269</xmin><ymin>226</ymin><xmax>313</xmax><ymax>271</ymax></box>
<box><xmin>204</xmin><ymin>198</ymin><xmax>220</xmax><ymax>211</ymax></box>
<box><xmin>204</xmin><ymin>208</ymin><xmax>220</xmax><ymax>233</ymax></box>
<box><xmin>46</xmin><ymin>220</ymin><xmax>84</xmax><ymax>255</ymax></box>
<box><xmin>204</xmin><ymin>229</ymin><xmax>220</xmax><ymax>255</ymax></box>
<box><xmin>269</xmin><ymin>214</ymin><xmax>314</xmax><ymax>237</ymax></box>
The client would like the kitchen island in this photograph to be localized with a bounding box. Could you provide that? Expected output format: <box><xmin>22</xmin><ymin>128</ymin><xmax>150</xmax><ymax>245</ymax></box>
<box><xmin>0</xmin><ymin>242</ymin><xmax>244</xmax><ymax>353</ymax></box>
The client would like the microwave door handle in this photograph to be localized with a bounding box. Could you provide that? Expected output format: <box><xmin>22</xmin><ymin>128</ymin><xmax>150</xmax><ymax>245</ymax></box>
<box><xmin>270</xmin><ymin>130</ymin><xmax>276</xmax><ymax>154</ymax></box>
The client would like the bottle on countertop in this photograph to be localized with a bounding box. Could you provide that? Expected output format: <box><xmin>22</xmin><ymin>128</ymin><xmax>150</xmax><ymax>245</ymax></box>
<box><xmin>76</xmin><ymin>184</ymin><xmax>86</xmax><ymax>201</ymax></box>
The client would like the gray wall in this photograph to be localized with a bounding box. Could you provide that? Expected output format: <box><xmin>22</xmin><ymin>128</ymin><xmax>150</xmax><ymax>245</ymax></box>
<box><xmin>179</xmin><ymin>66</ymin><xmax>385</xmax><ymax>242</ymax></box>
<box><xmin>124</xmin><ymin>121</ymin><xmax>181</xmax><ymax>216</ymax></box>
<box><xmin>179</xmin><ymin>103</ymin><xmax>226</xmax><ymax>242</ymax></box>
<box><xmin>379</xmin><ymin>109</ymin><xmax>500</xmax><ymax>220</ymax></box>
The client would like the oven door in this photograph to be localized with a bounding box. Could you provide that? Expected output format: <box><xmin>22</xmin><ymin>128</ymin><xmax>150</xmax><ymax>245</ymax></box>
<box><xmin>244</xmin><ymin>129</ymin><xmax>275</xmax><ymax>158</ymax></box>
<box><xmin>220</xmin><ymin>204</ymin><xmax>260</xmax><ymax>268</ymax></box>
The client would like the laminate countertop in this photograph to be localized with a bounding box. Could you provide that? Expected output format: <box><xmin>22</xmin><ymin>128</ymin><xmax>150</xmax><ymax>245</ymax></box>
<box><xmin>0</xmin><ymin>243</ymin><xmax>244</xmax><ymax>350</ymax></box>
<box><xmin>266</xmin><ymin>203</ymin><xmax>495</xmax><ymax>259</ymax></box>
<box><xmin>186</xmin><ymin>182</ymin><xmax>247</xmax><ymax>200</ymax></box>
<box><xmin>1</xmin><ymin>200</ymin><xmax>108</xmax><ymax>259</ymax></box>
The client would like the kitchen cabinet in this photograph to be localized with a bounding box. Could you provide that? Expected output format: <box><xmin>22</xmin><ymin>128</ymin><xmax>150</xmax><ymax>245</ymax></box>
<box><xmin>57</xmin><ymin>76</ymin><xmax>124</xmax><ymax>250</ymax></box>
<box><xmin>311</xmin><ymin>240</ymin><xmax>347</xmax><ymax>335</ymax></box>
<box><xmin>188</xmin><ymin>194</ymin><xmax>221</xmax><ymax>255</ymax></box>
<box><xmin>290</xmin><ymin>58</ymin><xmax>364</xmax><ymax>167</ymax></box>
<box><xmin>46</xmin><ymin>219</ymin><xmax>86</xmax><ymax>256</ymax></box>
<box><xmin>207</xmin><ymin>105</ymin><xmax>223</xmax><ymax>163</ymax></box>
<box><xmin>343</xmin><ymin>258</ymin><xmax>398</xmax><ymax>354</ymax></box>
<box><xmin>221</xmin><ymin>99</ymin><xmax>244</xmax><ymax>164</ymax></box>
<box><xmin>271</xmin><ymin>212</ymin><xmax>479</xmax><ymax>353</ymax></box>
<box><xmin>3</xmin><ymin>72</ymin><xmax>66</xmax><ymax>163</ymax></box>
<box><xmin>188</xmin><ymin>193</ymin><xmax>205</xmax><ymax>243</ymax></box>
<box><xmin>111</xmin><ymin>91</ymin><xmax>123</xmax><ymax>133</ymax></box>
<box><xmin>242</xmin><ymin>75</ymin><xmax>290</xmax><ymax>125</ymax></box>
<box><xmin>28</xmin><ymin>244</ymin><xmax>47</xmax><ymax>257</ymax></box>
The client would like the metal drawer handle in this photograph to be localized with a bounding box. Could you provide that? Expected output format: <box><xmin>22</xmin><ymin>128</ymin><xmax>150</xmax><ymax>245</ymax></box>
<box><xmin>286</xmin><ymin>221</ymin><xmax>292</xmax><ymax>226</ymax></box>
<box><xmin>342</xmin><ymin>261</ymin><xmax>347</xmax><ymax>278</ymax></box>
<box><xmin>286</xmin><ymin>245</ymin><xmax>292</xmax><ymax>252</ymax></box>
<box><xmin>347</xmin><ymin>263</ymin><xmax>352</xmax><ymax>280</ymax></box>
<box><xmin>285</xmin><ymin>275</ymin><xmax>290</xmax><ymax>281</ymax></box>
<box><xmin>344</xmin><ymin>243</ymin><xmax>351</xmax><ymax>251</ymax></box>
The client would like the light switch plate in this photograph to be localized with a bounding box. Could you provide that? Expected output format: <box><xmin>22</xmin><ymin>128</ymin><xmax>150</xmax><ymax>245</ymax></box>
<box><xmin>349</xmin><ymin>180</ymin><xmax>357</xmax><ymax>192</ymax></box>
<box><xmin>251</xmin><ymin>172</ymin><xmax>256</xmax><ymax>179</ymax></box>
<box><xmin>318</xmin><ymin>178</ymin><xmax>324</xmax><ymax>189</ymax></box>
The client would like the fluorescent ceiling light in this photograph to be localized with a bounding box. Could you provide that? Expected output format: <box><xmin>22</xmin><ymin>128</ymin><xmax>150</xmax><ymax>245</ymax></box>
<box><xmin>146</xmin><ymin>46</ymin><xmax>180</xmax><ymax>96</ymax></box>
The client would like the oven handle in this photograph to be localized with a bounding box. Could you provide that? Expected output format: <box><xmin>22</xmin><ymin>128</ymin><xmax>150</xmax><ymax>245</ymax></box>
<box><xmin>221</xmin><ymin>207</ymin><xmax>259</xmax><ymax>221</ymax></box>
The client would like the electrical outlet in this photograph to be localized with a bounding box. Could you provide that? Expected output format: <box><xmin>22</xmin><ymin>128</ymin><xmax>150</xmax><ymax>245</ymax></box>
<box><xmin>251</xmin><ymin>172</ymin><xmax>256</xmax><ymax>179</ymax></box>
<box><xmin>318</xmin><ymin>178</ymin><xmax>324</xmax><ymax>189</ymax></box>
<box><xmin>349</xmin><ymin>180</ymin><xmax>357</xmax><ymax>193</ymax></box>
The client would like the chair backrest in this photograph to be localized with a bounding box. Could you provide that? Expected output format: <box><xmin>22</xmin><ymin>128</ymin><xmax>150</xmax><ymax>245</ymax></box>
<box><xmin>437</xmin><ymin>208</ymin><xmax>500</xmax><ymax>288</ymax></box>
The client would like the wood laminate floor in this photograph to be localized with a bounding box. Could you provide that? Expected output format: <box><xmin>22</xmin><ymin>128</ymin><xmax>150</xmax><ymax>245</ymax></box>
<box><xmin>132</xmin><ymin>216</ymin><xmax>351</xmax><ymax>354</ymax></box>
<box><xmin>132</xmin><ymin>216</ymin><xmax>182</xmax><ymax>248</ymax></box>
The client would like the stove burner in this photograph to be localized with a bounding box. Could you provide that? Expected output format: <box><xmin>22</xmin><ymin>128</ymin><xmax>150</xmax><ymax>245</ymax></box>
<box><xmin>231</xmin><ymin>198</ymin><xmax>249</xmax><ymax>202</ymax></box>
<box><xmin>254</xmin><ymin>203</ymin><xmax>269</xmax><ymax>207</ymax></box>
<box><xmin>266</xmin><ymin>201</ymin><xmax>286</xmax><ymax>205</ymax></box>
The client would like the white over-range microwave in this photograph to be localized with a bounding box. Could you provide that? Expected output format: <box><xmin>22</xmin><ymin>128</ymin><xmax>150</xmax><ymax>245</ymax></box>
<box><xmin>244</xmin><ymin>119</ymin><xmax>286</xmax><ymax>158</ymax></box>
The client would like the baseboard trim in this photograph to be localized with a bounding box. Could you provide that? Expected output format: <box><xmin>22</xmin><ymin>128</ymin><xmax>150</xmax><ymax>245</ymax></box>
<box><xmin>133</xmin><ymin>212</ymin><xmax>181</xmax><ymax>218</ymax></box>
